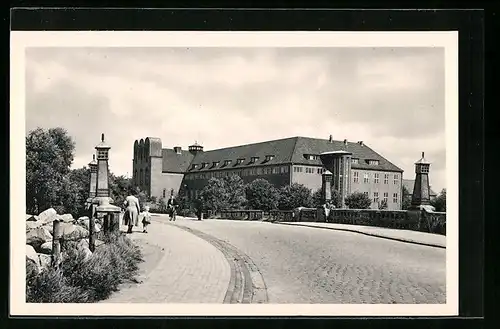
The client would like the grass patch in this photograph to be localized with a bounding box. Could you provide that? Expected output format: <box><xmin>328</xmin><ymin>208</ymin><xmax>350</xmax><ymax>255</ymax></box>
<box><xmin>26</xmin><ymin>233</ymin><xmax>143</xmax><ymax>303</ymax></box>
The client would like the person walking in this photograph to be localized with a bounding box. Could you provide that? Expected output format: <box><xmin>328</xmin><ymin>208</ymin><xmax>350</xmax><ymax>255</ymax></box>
<box><xmin>142</xmin><ymin>205</ymin><xmax>151</xmax><ymax>233</ymax></box>
<box><xmin>123</xmin><ymin>192</ymin><xmax>141</xmax><ymax>234</ymax></box>
<box><xmin>195</xmin><ymin>197</ymin><xmax>204</xmax><ymax>221</ymax></box>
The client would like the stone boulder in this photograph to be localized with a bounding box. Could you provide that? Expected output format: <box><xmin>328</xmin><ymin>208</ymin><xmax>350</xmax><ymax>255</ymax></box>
<box><xmin>26</xmin><ymin>220</ymin><xmax>43</xmax><ymax>232</ymax></box>
<box><xmin>80</xmin><ymin>246</ymin><xmax>93</xmax><ymax>262</ymax></box>
<box><xmin>38</xmin><ymin>208</ymin><xmax>58</xmax><ymax>225</ymax></box>
<box><xmin>26</xmin><ymin>245</ymin><xmax>40</xmax><ymax>268</ymax></box>
<box><xmin>26</xmin><ymin>214</ymin><xmax>38</xmax><ymax>222</ymax></box>
<box><xmin>43</xmin><ymin>224</ymin><xmax>54</xmax><ymax>235</ymax></box>
<box><xmin>61</xmin><ymin>223</ymin><xmax>89</xmax><ymax>240</ymax></box>
<box><xmin>38</xmin><ymin>253</ymin><xmax>52</xmax><ymax>272</ymax></box>
<box><xmin>78</xmin><ymin>238</ymin><xmax>105</xmax><ymax>250</ymax></box>
<box><xmin>26</xmin><ymin>227</ymin><xmax>52</xmax><ymax>250</ymax></box>
<box><xmin>39</xmin><ymin>241</ymin><xmax>52</xmax><ymax>254</ymax></box>
<box><xmin>58</xmin><ymin>214</ymin><xmax>75</xmax><ymax>223</ymax></box>
<box><xmin>77</xmin><ymin>218</ymin><xmax>100</xmax><ymax>233</ymax></box>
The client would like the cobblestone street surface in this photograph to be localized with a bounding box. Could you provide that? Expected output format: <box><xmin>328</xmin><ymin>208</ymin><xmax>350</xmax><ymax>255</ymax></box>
<box><xmin>169</xmin><ymin>216</ymin><xmax>446</xmax><ymax>304</ymax></box>
<box><xmin>103</xmin><ymin>221</ymin><xmax>231</xmax><ymax>303</ymax></box>
<box><xmin>278</xmin><ymin>222</ymin><xmax>446</xmax><ymax>248</ymax></box>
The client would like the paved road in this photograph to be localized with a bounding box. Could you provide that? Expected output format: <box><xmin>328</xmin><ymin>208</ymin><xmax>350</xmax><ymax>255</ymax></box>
<box><xmin>103</xmin><ymin>221</ymin><xmax>231</xmax><ymax>303</ymax></box>
<box><xmin>167</xmin><ymin>216</ymin><xmax>446</xmax><ymax>304</ymax></box>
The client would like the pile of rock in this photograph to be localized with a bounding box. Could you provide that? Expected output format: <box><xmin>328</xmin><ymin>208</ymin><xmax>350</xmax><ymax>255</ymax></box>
<box><xmin>26</xmin><ymin>208</ymin><xmax>103</xmax><ymax>274</ymax></box>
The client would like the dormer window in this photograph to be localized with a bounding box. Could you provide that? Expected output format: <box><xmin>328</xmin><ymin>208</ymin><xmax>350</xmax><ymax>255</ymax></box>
<box><xmin>304</xmin><ymin>154</ymin><xmax>319</xmax><ymax>160</ymax></box>
<box><xmin>223</xmin><ymin>160</ymin><xmax>232</xmax><ymax>167</ymax></box>
<box><xmin>200</xmin><ymin>162</ymin><xmax>209</xmax><ymax>169</ymax></box>
<box><xmin>351</xmin><ymin>158</ymin><xmax>359</xmax><ymax>164</ymax></box>
<box><xmin>265</xmin><ymin>155</ymin><xmax>275</xmax><ymax>162</ymax></box>
<box><xmin>367</xmin><ymin>159</ymin><xmax>379</xmax><ymax>165</ymax></box>
<box><xmin>191</xmin><ymin>164</ymin><xmax>198</xmax><ymax>170</ymax></box>
<box><xmin>236</xmin><ymin>158</ymin><xmax>245</xmax><ymax>165</ymax></box>
<box><xmin>212</xmin><ymin>161</ymin><xmax>219</xmax><ymax>168</ymax></box>
<box><xmin>250</xmin><ymin>156</ymin><xmax>259</xmax><ymax>164</ymax></box>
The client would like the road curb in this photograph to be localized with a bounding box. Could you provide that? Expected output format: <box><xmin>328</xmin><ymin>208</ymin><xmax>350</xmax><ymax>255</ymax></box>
<box><xmin>159</xmin><ymin>220</ymin><xmax>269</xmax><ymax>304</ymax></box>
<box><xmin>276</xmin><ymin>222</ymin><xmax>446</xmax><ymax>249</ymax></box>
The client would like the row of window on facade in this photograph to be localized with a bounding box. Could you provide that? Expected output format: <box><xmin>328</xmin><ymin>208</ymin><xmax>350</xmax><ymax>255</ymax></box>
<box><xmin>185</xmin><ymin>165</ymin><xmax>289</xmax><ymax>180</ymax></box>
<box><xmin>303</xmin><ymin>154</ymin><xmax>379</xmax><ymax>166</ymax></box>
<box><xmin>361</xmin><ymin>191</ymin><xmax>399</xmax><ymax>204</ymax></box>
<box><xmin>353</xmin><ymin>172</ymin><xmax>400</xmax><ymax>185</ymax></box>
<box><xmin>293</xmin><ymin>166</ymin><xmax>326</xmax><ymax>174</ymax></box>
<box><xmin>351</xmin><ymin>158</ymin><xmax>379</xmax><ymax>165</ymax></box>
<box><xmin>191</xmin><ymin>155</ymin><xmax>276</xmax><ymax>170</ymax></box>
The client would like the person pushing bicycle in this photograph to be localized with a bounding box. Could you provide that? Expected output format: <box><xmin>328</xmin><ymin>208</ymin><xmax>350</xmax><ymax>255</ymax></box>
<box><xmin>167</xmin><ymin>195</ymin><xmax>178</xmax><ymax>221</ymax></box>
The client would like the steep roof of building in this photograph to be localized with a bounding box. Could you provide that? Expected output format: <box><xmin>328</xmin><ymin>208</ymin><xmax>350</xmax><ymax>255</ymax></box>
<box><xmin>184</xmin><ymin>136</ymin><xmax>403</xmax><ymax>173</ymax></box>
<box><xmin>402</xmin><ymin>179</ymin><xmax>438</xmax><ymax>197</ymax></box>
<box><xmin>161</xmin><ymin>149</ymin><xmax>195</xmax><ymax>173</ymax></box>
<box><xmin>291</xmin><ymin>137</ymin><xmax>404</xmax><ymax>172</ymax></box>
<box><xmin>188</xmin><ymin>137</ymin><xmax>298</xmax><ymax>171</ymax></box>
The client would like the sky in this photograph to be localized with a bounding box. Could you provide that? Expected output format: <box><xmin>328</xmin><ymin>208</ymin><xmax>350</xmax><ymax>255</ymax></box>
<box><xmin>25</xmin><ymin>46</ymin><xmax>446</xmax><ymax>192</ymax></box>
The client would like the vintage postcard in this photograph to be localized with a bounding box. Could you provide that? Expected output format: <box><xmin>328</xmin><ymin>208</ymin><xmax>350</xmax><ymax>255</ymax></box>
<box><xmin>11</xmin><ymin>31</ymin><xmax>458</xmax><ymax>316</ymax></box>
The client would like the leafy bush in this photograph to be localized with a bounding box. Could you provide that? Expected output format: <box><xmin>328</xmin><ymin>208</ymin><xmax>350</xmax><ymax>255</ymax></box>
<box><xmin>378</xmin><ymin>199</ymin><xmax>388</xmax><ymax>210</ymax></box>
<box><xmin>430</xmin><ymin>189</ymin><xmax>446</xmax><ymax>212</ymax></box>
<box><xmin>344</xmin><ymin>192</ymin><xmax>372</xmax><ymax>209</ymax></box>
<box><xmin>278</xmin><ymin>183</ymin><xmax>313</xmax><ymax>210</ymax></box>
<box><xmin>312</xmin><ymin>188</ymin><xmax>342</xmax><ymax>208</ymax></box>
<box><xmin>26</xmin><ymin>234</ymin><xmax>143</xmax><ymax>303</ymax></box>
<box><xmin>245</xmin><ymin>179</ymin><xmax>280</xmax><ymax>211</ymax></box>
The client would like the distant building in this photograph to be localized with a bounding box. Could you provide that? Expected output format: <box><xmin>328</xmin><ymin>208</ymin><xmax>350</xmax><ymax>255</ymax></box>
<box><xmin>402</xmin><ymin>179</ymin><xmax>438</xmax><ymax>200</ymax></box>
<box><xmin>132</xmin><ymin>136</ymin><xmax>404</xmax><ymax>210</ymax></box>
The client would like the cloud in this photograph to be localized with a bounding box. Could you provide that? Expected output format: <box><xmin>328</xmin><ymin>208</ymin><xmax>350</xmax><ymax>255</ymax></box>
<box><xmin>25</xmin><ymin>47</ymin><xmax>446</xmax><ymax>191</ymax></box>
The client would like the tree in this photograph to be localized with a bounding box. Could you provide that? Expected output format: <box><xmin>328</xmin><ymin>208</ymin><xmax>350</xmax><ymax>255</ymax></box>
<box><xmin>401</xmin><ymin>185</ymin><xmax>412</xmax><ymax>210</ymax></box>
<box><xmin>223</xmin><ymin>175</ymin><xmax>247</xmax><ymax>209</ymax></box>
<box><xmin>200</xmin><ymin>178</ymin><xmax>228</xmax><ymax>213</ymax></box>
<box><xmin>245</xmin><ymin>179</ymin><xmax>280</xmax><ymax>211</ymax></box>
<box><xmin>312</xmin><ymin>188</ymin><xmax>342</xmax><ymax>208</ymax></box>
<box><xmin>26</xmin><ymin>127</ymin><xmax>75</xmax><ymax>214</ymax></box>
<box><xmin>278</xmin><ymin>183</ymin><xmax>313</xmax><ymax>210</ymax></box>
<box><xmin>430</xmin><ymin>188</ymin><xmax>446</xmax><ymax>212</ymax></box>
<box><xmin>344</xmin><ymin>192</ymin><xmax>372</xmax><ymax>209</ymax></box>
<box><xmin>378</xmin><ymin>199</ymin><xmax>388</xmax><ymax>210</ymax></box>
<box><xmin>65</xmin><ymin>167</ymin><xmax>91</xmax><ymax>217</ymax></box>
<box><xmin>109</xmin><ymin>174</ymin><xmax>133</xmax><ymax>207</ymax></box>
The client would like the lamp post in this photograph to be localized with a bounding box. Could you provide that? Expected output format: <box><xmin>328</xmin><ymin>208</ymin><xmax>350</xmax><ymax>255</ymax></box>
<box><xmin>91</xmin><ymin>134</ymin><xmax>121</xmax><ymax>240</ymax></box>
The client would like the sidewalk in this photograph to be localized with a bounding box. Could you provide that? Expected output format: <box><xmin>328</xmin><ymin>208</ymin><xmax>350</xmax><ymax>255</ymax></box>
<box><xmin>276</xmin><ymin>222</ymin><xmax>446</xmax><ymax>248</ymax></box>
<box><xmin>102</xmin><ymin>221</ymin><xmax>231</xmax><ymax>303</ymax></box>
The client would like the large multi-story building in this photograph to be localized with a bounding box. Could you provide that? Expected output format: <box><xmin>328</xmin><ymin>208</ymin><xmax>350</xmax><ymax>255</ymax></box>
<box><xmin>132</xmin><ymin>136</ymin><xmax>404</xmax><ymax>210</ymax></box>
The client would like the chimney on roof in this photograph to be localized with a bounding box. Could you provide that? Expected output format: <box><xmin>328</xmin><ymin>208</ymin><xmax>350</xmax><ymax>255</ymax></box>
<box><xmin>358</xmin><ymin>141</ymin><xmax>364</xmax><ymax>146</ymax></box>
<box><xmin>173</xmin><ymin>146</ymin><xmax>182</xmax><ymax>154</ymax></box>
<box><xmin>329</xmin><ymin>135</ymin><xmax>333</xmax><ymax>143</ymax></box>
<box><xmin>343</xmin><ymin>139</ymin><xmax>348</xmax><ymax>146</ymax></box>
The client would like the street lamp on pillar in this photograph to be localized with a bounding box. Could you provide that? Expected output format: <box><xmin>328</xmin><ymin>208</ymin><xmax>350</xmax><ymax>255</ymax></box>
<box><xmin>91</xmin><ymin>133</ymin><xmax>122</xmax><ymax>239</ymax></box>
<box><xmin>86</xmin><ymin>154</ymin><xmax>98</xmax><ymax>216</ymax></box>
<box><xmin>410</xmin><ymin>152</ymin><xmax>434</xmax><ymax>212</ymax></box>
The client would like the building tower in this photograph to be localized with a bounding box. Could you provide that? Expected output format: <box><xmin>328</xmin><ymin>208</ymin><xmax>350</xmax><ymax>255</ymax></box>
<box><xmin>410</xmin><ymin>152</ymin><xmax>432</xmax><ymax>209</ymax></box>
<box><xmin>320</xmin><ymin>150</ymin><xmax>352</xmax><ymax>208</ymax></box>
<box><xmin>188</xmin><ymin>141</ymin><xmax>204</xmax><ymax>155</ymax></box>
